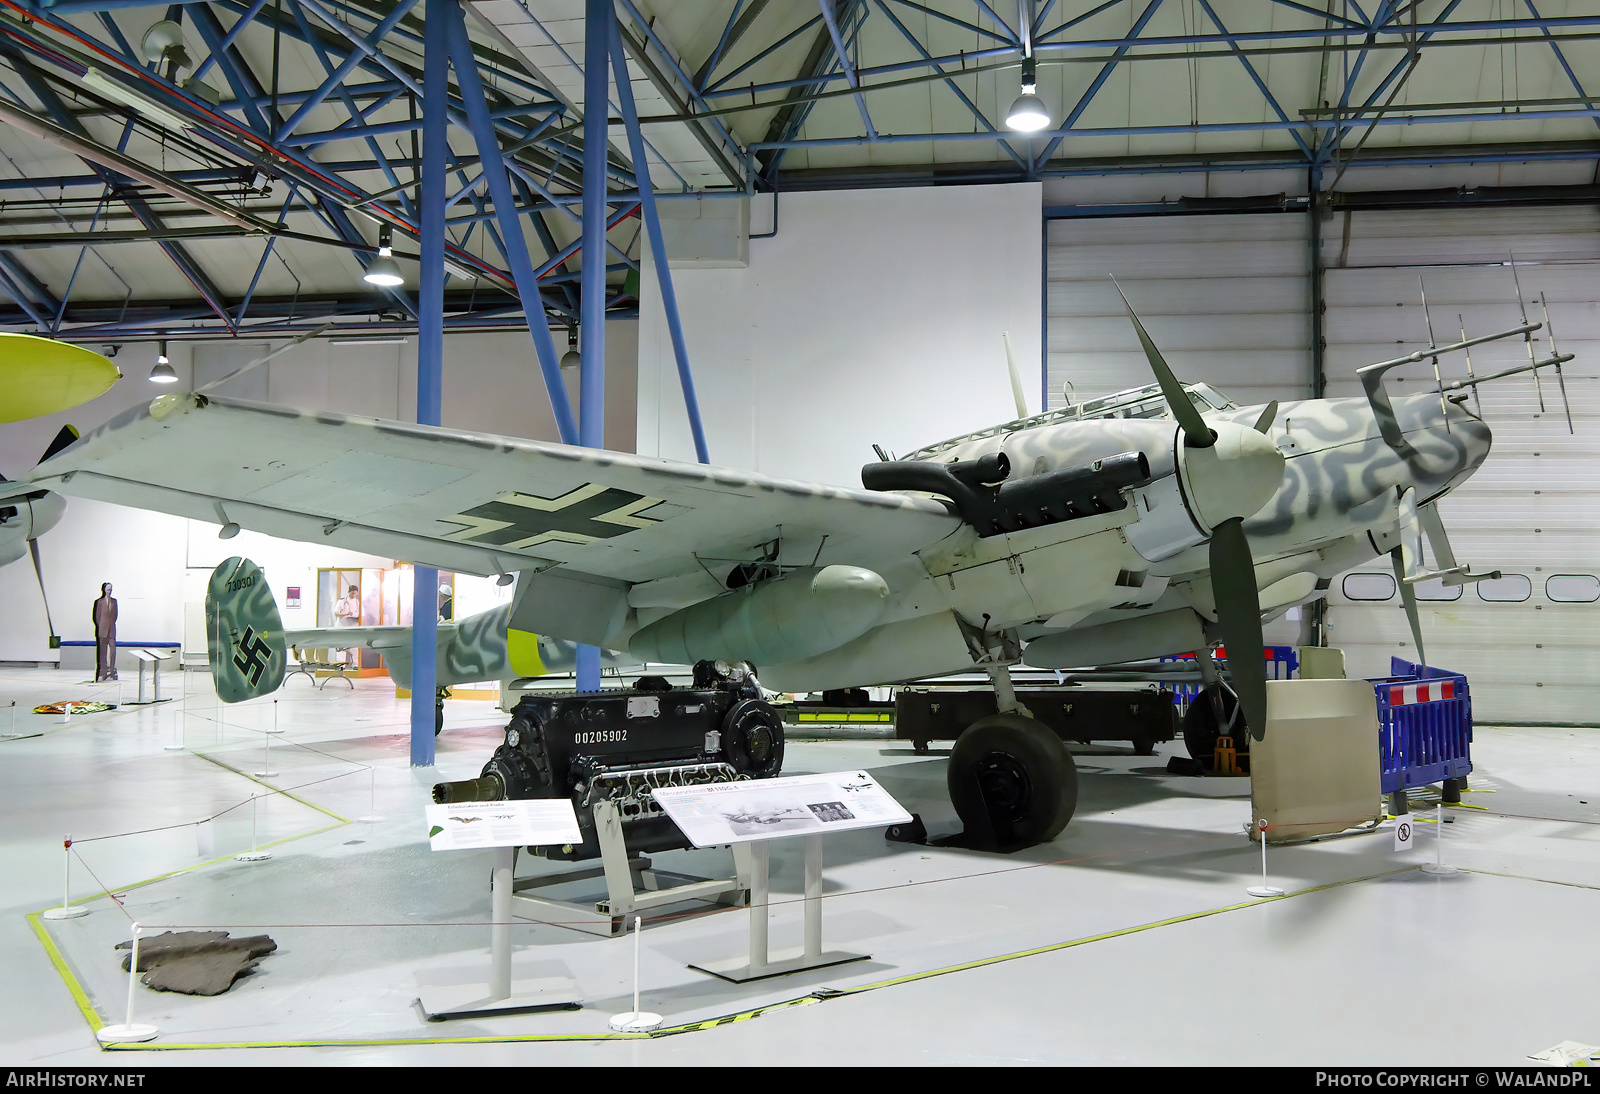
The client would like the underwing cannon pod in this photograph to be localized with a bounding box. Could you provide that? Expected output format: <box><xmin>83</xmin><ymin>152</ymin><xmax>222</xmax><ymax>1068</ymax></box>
<box><xmin>861</xmin><ymin>450</ymin><xmax>1152</xmax><ymax>537</ymax></box>
<box><xmin>629</xmin><ymin>564</ymin><xmax>890</xmax><ymax>666</ymax></box>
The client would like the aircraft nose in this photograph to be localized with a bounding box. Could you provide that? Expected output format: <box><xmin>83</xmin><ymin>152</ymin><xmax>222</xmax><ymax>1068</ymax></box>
<box><xmin>1177</xmin><ymin>421</ymin><xmax>1286</xmax><ymax>532</ymax></box>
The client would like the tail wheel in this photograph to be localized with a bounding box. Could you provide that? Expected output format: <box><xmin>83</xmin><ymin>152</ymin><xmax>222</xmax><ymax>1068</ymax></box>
<box><xmin>721</xmin><ymin>698</ymin><xmax>785</xmax><ymax>778</ymax></box>
<box><xmin>948</xmin><ymin>713</ymin><xmax>1077</xmax><ymax>847</ymax></box>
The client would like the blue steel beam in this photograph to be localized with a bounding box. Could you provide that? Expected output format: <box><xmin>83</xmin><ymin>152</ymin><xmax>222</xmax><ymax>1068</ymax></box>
<box><xmin>1523</xmin><ymin>0</ymin><xmax>1600</xmax><ymax>135</ymax></box>
<box><xmin>818</xmin><ymin>0</ymin><xmax>877</xmax><ymax>139</ymax></box>
<box><xmin>273</xmin><ymin>0</ymin><xmax>420</xmax><ymax>140</ymax></box>
<box><xmin>0</xmin><ymin>263</ymin><xmax>47</xmax><ymax>327</ymax></box>
<box><xmin>410</xmin><ymin>0</ymin><xmax>447</xmax><ymax>769</ymax></box>
<box><xmin>1196</xmin><ymin>0</ymin><xmax>1313</xmax><ymax>159</ymax></box>
<box><xmin>0</xmin><ymin>45</ymin><xmax>237</xmax><ymax>328</ymax></box>
<box><xmin>609</xmin><ymin>13</ymin><xmax>707</xmax><ymax>465</ymax></box>
<box><xmin>575</xmin><ymin>0</ymin><xmax>611</xmax><ymax>696</ymax></box>
<box><xmin>1036</xmin><ymin>0</ymin><xmax>1165</xmax><ymax>164</ymax></box>
<box><xmin>190</xmin><ymin>0</ymin><xmax>271</xmax><ymax>83</ymax></box>
<box><xmin>442</xmin><ymin>0</ymin><xmax>577</xmax><ymax>444</ymax></box>
<box><xmin>872</xmin><ymin>0</ymin><xmax>1026</xmax><ymax>168</ymax></box>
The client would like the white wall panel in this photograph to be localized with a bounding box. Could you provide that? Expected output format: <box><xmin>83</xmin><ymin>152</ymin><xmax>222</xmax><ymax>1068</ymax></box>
<box><xmin>637</xmin><ymin>184</ymin><xmax>1042</xmax><ymax>489</ymax></box>
<box><xmin>1321</xmin><ymin>207</ymin><xmax>1600</xmax><ymax>724</ymax></box>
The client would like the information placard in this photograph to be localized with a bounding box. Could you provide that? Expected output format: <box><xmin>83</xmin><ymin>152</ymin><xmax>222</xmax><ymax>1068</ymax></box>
<box><xmin>425</xmin><ymin>798</ymin><xmax>582</xmax><ymax>851</ymax></box>
<box><xmin>651</xmin><ymin>771</ymin><xmax>912</xmax><ymax>847</ymax></box>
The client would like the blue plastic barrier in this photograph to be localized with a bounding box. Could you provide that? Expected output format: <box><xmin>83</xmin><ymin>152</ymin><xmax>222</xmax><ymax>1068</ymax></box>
<box><xmin>1160</xmin><ymin>646</ymin><xmax>1300</xmax><ymax>714</ymax></box>
<box><xmin>1372</xmin><ymin>657</ymin><xmax>1473</xmax><ymax>795</ymax></box>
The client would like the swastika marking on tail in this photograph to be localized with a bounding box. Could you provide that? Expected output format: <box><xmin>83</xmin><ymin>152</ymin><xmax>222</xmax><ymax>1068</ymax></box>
<box><xmin>233</xmin><ymin>626</ymin><xmax>273</xmax><ymax>686</ymax></box>
<box><xmin>438</xmin><ymin>484</ymin><xmax>665</xmax><ymax>550</ymax></box>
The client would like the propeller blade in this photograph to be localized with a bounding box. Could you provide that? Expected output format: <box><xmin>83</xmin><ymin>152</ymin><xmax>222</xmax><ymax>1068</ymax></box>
<box><xmin>1391</xmin><ymin>548</ymin><xmax>1427</xmax><ymax>670</ymax></box>
<box><xmin>1396</xmin><ymin>487</ymin><xmax>1424</xmax><ymax>580</ymax></box>
<box><xmin>1110</xmin><ymin>278</ymin><xmax>1215</xmax><ymax>448</ymax></box>
<box><xmin>28</xmin><ymin>536</ymin><xmax>57</xmax><ymax>646</ymax></box>
<box><xmin>1252</xmin><ymin>400</ymin><xmax>1279</xmax><ymax>434</ymax></box>
<box><xmin>1208</xmin><ymin>516</ymin><xmax>1268</xmax><ymax>742</ymax></box>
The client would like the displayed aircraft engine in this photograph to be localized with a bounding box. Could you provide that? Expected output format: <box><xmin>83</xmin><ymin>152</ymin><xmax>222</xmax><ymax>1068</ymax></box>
<box><xmin>432</xmin><ymin>659</ymin><xmax>784</xmax><ymax>861</ymax></box>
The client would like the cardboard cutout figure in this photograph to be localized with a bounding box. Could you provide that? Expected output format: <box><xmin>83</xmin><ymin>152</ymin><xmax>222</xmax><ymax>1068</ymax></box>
<box><xmin>93</xmin><ymin>582</ymin><xmax>117</xmax><ymax>681</ymax></box>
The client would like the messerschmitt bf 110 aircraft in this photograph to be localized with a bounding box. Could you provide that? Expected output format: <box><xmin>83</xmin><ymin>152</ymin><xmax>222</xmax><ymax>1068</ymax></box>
<box><xmin>20</xmin><ymin>290</ymin><xmax>1571</xmax><ymax>845</ymax></box>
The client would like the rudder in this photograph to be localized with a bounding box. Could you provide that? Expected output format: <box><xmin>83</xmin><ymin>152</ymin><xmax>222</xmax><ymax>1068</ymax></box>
<box><xmin>206</xmin><ymin>556</ymin><xmax>286</xmax><ymax>703</ymax></box>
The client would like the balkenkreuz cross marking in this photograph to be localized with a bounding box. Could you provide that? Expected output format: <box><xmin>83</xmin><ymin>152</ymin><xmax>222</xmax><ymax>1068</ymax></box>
<box><xmin>438</xmin><ymin>484</ymin><xmax>664</xmax><ymax>550</ymax></box>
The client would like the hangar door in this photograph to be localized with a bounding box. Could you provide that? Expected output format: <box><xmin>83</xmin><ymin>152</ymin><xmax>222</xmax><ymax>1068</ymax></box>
<box><xmin>1318</xmin><ymin>206</ymin><xmax>1600</xmax><ymax>726</ymax></box>
<box><xmin>1046</xmin><ymin>212</ymin><xmax>1311</xmax><ymax>412</ymax></box>
<box><xmin>1320</xmin><ymin>207</ymin><xmax>1600</xmax><ymax>726</ymax></box>
<box><xmin>1049</xmin><ymin>207</ymin><xmax>1598</xmax><ymax>725</ymax></box>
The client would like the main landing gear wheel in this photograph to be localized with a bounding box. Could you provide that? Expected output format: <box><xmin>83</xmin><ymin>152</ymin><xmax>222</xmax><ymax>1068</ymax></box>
<box><xmin>947</xmin><ymin>713</ymin><xmax>1078</xmax><ymax>849</ymax></box>
<box><xmin>1182</xmin><ymin>690</ymin><xmax>1244</xmax><ymax>771</ymax></box>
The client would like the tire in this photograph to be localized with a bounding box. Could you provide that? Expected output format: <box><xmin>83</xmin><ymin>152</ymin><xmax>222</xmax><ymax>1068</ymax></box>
<box><xmin>434</xmin><ymin>701</ymin><xmax>444</xmax><ymax>737</ymax></box>
<box><xmin>721</xmin><ymin>698</ymin><xmax>785</xmax><ymax>778</ymax></box>
<box><xmin>1181</xmin><ymin>690</ymin><xmax>1244</xmax><ymax>767</ymax></box>
<box><xmin>947</xmin><ymin>713</ymin><xmax>1077</xmax><ymax>847</ymax></box>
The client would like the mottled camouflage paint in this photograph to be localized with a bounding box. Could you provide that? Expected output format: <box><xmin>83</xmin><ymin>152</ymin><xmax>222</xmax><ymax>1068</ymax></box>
<box><xmin>205</xmin><ymin>557</ymin><xmax>286</xmax><ymax>703</ymax></box>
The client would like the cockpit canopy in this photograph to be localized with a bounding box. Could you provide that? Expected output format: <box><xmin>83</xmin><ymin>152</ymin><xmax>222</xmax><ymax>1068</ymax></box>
<box><xmin>903</xmin><ymin>382</ymin><xmax>1238</xmax><ymax>462</ymax></box>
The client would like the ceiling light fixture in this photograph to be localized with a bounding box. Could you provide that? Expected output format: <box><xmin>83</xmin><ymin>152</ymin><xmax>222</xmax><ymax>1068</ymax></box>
<box><xmin>1005</xmin><ymin>56</ymin><xmax>1050</xmax><ymax>133</ymax></box>
<box><xmin>80</xmin><ymin>68</ymin><xmax>195</xmax><ymax>135</ymax></box>
<box><xmin>150</xmin><ymin>340</ymin><xmax>177</xmax><ymax>383</ymax></box>
<box><xmin>560</xmin><ymin>326</ymin><xmax>580</xmax><ymax>370</ymax></box>
<box><xmin>363</xmin><ymin>224</ymin><xmax>404</xmax><ymax>287</ymax></box>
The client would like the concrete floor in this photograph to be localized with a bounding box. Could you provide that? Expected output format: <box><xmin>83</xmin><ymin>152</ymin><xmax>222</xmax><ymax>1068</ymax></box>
<box><xmin>1</xmin><ymin>665</ymin><xmax>1596</xmax><ymax>1066</ymax></box>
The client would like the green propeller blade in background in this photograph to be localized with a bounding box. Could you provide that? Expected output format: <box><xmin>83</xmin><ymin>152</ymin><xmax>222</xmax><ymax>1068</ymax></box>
<box><xmin>1111</xmin><ymin>278</ymin><xmax>1216</xmax><ymax>449</ymax></box>
<box><xmin>1208</xmin><ymin>516</ymin><xmax>1269</xmax><ymax>742</ymax></box>
<box><xmin>1253</xmin><ymin>400</ymin><xmax>1279</xmax><ymax>433</ymax></box>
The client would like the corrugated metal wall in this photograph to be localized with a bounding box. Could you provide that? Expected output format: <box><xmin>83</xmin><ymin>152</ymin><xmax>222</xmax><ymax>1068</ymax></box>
<box><xmin>1045</xmin><ymin>213</ymin><xmax>1311</xmax><ymax>411</ymax></box>
<box><xmin>1321</xmin><ymin>207</ymin><xmax>1600</xmax><ymax>725</ymax></box>
<box><xmin>1047</xmin><ymin>207</ymin><xmax>1598</xmax><ymax>724</ymax></box>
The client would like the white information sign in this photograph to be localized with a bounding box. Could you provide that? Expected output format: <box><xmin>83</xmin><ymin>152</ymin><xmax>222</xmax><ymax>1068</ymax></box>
<box><xmin>425</xmin><ymin>799</ymin><xmax>583</xmax><ymax>852</ymax></box>
<box><xmin>651</xmin><ymin>771</ymin><xmax>913</xmax><ymax>848</ymax></box>
<box><xmin>1393</xmin><ymin>816</ymin><xmax>1414</xmax><ymax>853</ymax></box>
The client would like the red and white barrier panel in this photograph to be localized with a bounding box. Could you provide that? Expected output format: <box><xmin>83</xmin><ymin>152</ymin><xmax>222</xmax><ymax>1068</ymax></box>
<box><xmin>1387</xmin><ymin>680</ymin><xmax>1457</xmax><ymax>706</ymax></box>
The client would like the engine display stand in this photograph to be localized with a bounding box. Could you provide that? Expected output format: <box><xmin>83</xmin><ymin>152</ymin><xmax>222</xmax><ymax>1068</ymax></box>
<box><xmin>417</xmin><ymin>846</ymin><xmax>581</xmax><ymax>1021</ymax></box>
<box><xmin>690</xmin><ymin>835</ymin><xmax>868</xmax><ymax>984</ymax></box>
<box><xmin>509</xmin><ymin>801</ymin><xmax>753</xmax><ymax>938</ymax></box>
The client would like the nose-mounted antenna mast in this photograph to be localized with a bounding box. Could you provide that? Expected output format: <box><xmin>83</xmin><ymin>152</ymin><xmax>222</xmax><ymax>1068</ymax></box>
<box><xmin>1508</xmin><ymin>258</ymin><xmax>1548</xmax><ymax>415</ymax></box>
<box><xmin>1418</xmin><ymin>277</ymin><xmax>1449</xmax><ymax>432</ymax></box>
<box><xmin>1541</xmin><ymin>292</ymin><xmax>1576</xmax><ymax>435</ymax></box>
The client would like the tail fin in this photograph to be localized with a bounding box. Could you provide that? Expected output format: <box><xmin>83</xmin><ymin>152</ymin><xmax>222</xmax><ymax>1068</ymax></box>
<box><xmin>205</xmin><ymin>557</ymin><xmax>286</xmax><ymax>703</ymax></box>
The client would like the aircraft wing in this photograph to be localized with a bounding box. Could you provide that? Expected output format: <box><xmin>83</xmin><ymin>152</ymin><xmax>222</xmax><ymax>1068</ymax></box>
<box><xmin>27</xmin><ymin>393</ymin><xmax>960</xmax><ymax>586</ymax></box>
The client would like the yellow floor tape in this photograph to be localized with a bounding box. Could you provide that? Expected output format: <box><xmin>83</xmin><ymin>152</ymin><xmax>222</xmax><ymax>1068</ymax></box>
<box><xmin>57</xmin><ymin>865</ymin><xmax>1417</xmax><ymax>1051</ymax></box>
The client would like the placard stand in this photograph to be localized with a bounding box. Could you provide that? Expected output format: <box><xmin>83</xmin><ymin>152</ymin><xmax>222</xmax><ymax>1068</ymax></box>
<box><xmin>124</xmin><ymin>650</ymin><xmax>173</xmax><ymax>706</ymax></box>
<box><xmin>690</xmin><ymin>835</ymin><xmax>867</xmax><ymax>983</ymax></box>
<box><xmin>509</xmin><ymin>800</ymin><xmax>752</xmax><ymax>938</ymax></box>
<box><xmin>417</xmin><ymin>846</ymin><xmax>581</xmax><ymax>1021</ymax></box>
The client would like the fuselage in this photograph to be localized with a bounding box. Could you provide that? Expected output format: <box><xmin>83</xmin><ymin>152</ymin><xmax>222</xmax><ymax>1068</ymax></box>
<box><xmin>755</xmin><ymin>385</ymin><xmax>1491</xmax><ymax>691</ymax></box>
